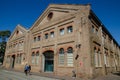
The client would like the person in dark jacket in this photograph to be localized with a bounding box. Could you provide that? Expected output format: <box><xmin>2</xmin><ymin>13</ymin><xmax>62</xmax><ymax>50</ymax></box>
<box><xmin>24</xmin><ymin>64</ymin><xmax>28</xmax><ymax>76</ymax></box>
<box><xmin>28</xmin><ymin>65</ymin><xmax>31</xmax><ymax>75</ymax></box>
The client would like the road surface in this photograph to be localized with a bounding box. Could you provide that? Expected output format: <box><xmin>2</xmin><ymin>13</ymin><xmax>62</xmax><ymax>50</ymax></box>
<box><xmin>0</xmin><ymin>69</ymin><xmax>59</xmax><ymax>80</ymax></box>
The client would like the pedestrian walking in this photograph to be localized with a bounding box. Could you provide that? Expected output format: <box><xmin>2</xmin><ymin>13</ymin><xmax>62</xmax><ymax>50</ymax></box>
<box><xmin>28</xmin><ymin>65</ymin><xmax>31</xmax><ymax>75</ymax></box>
<box><xmin>24</xmin><ymin>64</ymin><xmax>28</xmax><ymax>76</ymax></box>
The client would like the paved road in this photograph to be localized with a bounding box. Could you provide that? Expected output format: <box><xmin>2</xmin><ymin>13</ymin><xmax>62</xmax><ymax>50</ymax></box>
<box><xmin>0</xmin><ymin>69</ymin><xmax>120</xmax><ymax>80</ymax></box>
<box><xmin>0</xmin><ymin>69</ymin><xmax>60</xmax><ymax>80</ymax></box>
<box><xmin>93</xmin><ymin>74</ymin><xmax>120</xmax><ymax>80</ymax></box>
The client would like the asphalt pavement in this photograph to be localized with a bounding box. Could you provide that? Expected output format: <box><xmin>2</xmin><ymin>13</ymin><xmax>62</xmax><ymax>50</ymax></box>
<box><xmin>0</xmin><ymin>68</ymin><xmax>120</xmax><ymax>80</ymax></box>
<box><xmin>0</xmin><ymin>69</ymin><xmax>60</xmax><ymax>80</ymax></box>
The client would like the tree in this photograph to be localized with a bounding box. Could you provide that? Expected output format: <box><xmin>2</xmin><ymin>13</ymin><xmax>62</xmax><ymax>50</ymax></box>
<box><xmin>0</xmin><ymin>30</ymin><xmax>11</xmax><ymax>42</ymax></box>
<box><xmin>0</xmin><ymin>30</ymin><xmax>11</xmax><ymax>63</ymax></box>
<box><xmin>0</xmin><ymin>42</ymin><xmax>6</xmax><ymax>62</ymax></box>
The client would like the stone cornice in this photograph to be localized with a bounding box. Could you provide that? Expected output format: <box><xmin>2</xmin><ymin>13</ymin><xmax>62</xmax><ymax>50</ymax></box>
<box><xmin>9</xmin><ymin>35</ymin><xmax>25</xmax><ymax>42</ymax></box>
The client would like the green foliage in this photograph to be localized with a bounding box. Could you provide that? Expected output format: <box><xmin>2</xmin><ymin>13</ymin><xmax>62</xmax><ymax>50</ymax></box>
<box><xmin>0</xmin><ymin>30</ymin><xmax>11</xmax><ymax>63</ymax></box>
<box><xmin>0</xmin><ymin>30</ymin><xmax>11</xmax><ymax>42</ymax></box>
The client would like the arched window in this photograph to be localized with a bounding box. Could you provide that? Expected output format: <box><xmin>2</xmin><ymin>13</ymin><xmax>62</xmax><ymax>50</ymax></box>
<box><xmin>31</xmin><ymin>52</ymin><xmax>35</xmax><ymax>64</ymax></box>
<box><xmin>104</xmin><ymin>50</ymin><xmax>109</xmax><ymax>67</ymax></box>
<box><xmin>59</xmin><ymin>48</ymin><xmax>64</xmax><ymax>54</ymax></box>
<box><xmin>19</xmin><ymin>54</ymin><xmax>22</xmax><ymax>64</ymax></box>
<box><xmin>21</xmin><ymin>54</ymin><xmax>23</xmax><ymax>62</ymax></box>
<box><xmin>94</xmin><ymin>47</ymin><xmax>98</xmax><ymax>67</ymax></box>
<box><xmin>36</xmin><ymin>51</ymin><xmax>39</xmax><ymax>65</ymax></box>
<box><xmin>16</xmin><ymin>54</ymin><xmax>19</xmax><ymax>63</ymax></box>
<box><xmin>17</xmin><ymin>54</ymin><xmax>20</xmax><ymax>64</ymax></box>
<box><xmin>18</xmin><ymin>54</ymin><xmax>20</xmax><ymax>64</ymax></box>
<box><xmin>59</xmin><ymin>48</ymin><xmax>64</xmax><ymax>65</ymax></box>
<box><xmin>98</xmin><ymin>49</ymin><xmax>102</xmax><ymax>67</ymax></box>
<box><xmin>67</xmin><ymin>47</ymin><xmax>73</xmax><ymax>53</ymax></box>
<box><xmin>67</xmin><ymin>47</ymin><xmax>73</xmax><ymax>66</ymax></box>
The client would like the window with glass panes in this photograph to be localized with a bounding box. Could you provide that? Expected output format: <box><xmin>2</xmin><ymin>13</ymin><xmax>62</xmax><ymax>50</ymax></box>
<box><xmin>19</xmin><ymin>54</ymin><xmax>22</xmax><ymax>64</ymax></box>
<box><xmin>36</xmin><ymin>51</ymin><xmax>39</xmax><ymax>65</ymax></box>
<box><xmin>16</xmin><ymin>54</ymin><xmax>19</xmax><ymax>63</ymax></box>
<box><xmin>67</xmin><ymin>26</ymin><xmax>73</xmax><ymax>33</ymax></box>
<box><xmin>60</xmin><ymin>28</ymin><xmax>64</xmax><ymax>35</ymax></box>
<box><xmin>104</xmin><ymin>50</ymin><xmax>109</xmax><ymax>67</ymax></box>
<box><xmin>94</xmin><ymin>48</ymin><xmax>102</xmax><ymax>67</ymax></box>
<box><xmin>98</xmin><ymin>50</ymin><xmax>102</xmax><ymax>67</ymax></box>
<box><xmin>50</xmin><ymin>32</ymin><xmax>54</xmax><ymax>38</ymax></box>
<box><xmin>59</xmin><ymin>48</ymin><xmax>64</xmax><ymax>65</ymax></box>
<box><xmin>94</xmin><ymin>48</ymin><xmax>98</xmax><ymax>67</ymax></box>
<box><xmin>67</xmin><ymin>47</ymin><xmax>73</xmax><ymax>66</ymax></box>
<box><xmin>91</xmin><ymin>25</ymin><xmax>95</xmax><ymax>33</ymax></box>
<box><xmin>38</xmin><ymin>36</ymin><xmax>41</xmax><ymax>41</ymax></box>
<box><xmin>45</xmin><ymin>33</ymin><xmax>48</xmax><ymax>39</ymax></box>
<box><xmin>34</xmin><ymin>37</ymin><xmax>36</xmax><ymax>42</ymax></box>
<box><xmin>32</xmin><ymin>52</ymin><xmax>35</xmax><ymax>64</ymax></box>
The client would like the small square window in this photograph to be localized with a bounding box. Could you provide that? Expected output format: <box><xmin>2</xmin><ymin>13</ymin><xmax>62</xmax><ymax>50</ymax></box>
<box><xmin>45</xmin><ymin>33</ymin><xmax>48</xmax><ymax>39</ymax></box>
<box><xmin>50</xmin><ymin>32</ymin><xmax>54</xmax><ymax>38</ymax></box>
<box><xmin>91</xmin><ymin>26</ymin><xmax>94</xmax><ymax>33</ymax></box>
<box><xmin>34</xmin><ymin>37</ymin><xmax>36</xmax><ymax>42</ymax></box>
<box><xmin>96</xmin><ymin>29</ymin><xmax>98</xmax><ymax>35</ymax></box>
<box><xmin>38</xmin><ymin>36</ymin><xmax>41</xmax><ymax>41</ymax></box>
<box><xmin>67</xmin><ymin>26</ymin><xmax>73</xmax><ymax>33</ymax></box>
<box><xmin>60</xmin><ymin>28</ymin><xmax>64</xmax><ymax>35</ymax></box>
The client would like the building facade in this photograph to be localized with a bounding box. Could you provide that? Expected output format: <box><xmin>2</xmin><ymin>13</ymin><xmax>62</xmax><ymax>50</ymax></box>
<box><xmin>3</xmin><ymin>4</ymin><xmax>120</xmax><ymax>79</ymax></box>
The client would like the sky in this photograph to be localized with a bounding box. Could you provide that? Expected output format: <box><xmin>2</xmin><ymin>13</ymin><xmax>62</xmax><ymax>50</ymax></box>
<box><xmin>0</xmin><ymin>0</ymin><xmax>120</xmax><ymax>45</ymax></box>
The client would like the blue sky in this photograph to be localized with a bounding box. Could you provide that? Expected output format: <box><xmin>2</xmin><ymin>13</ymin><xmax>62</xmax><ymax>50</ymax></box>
<box><xmin>0</xmin><ymin>0</ymin><xmax>120</xmax><ymax>45</ymax></box>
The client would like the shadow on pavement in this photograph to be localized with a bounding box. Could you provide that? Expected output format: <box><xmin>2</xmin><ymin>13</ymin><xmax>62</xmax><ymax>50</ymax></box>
<box><xmin>113</xmin><ymin>71</ymin><xmax>120</xmax><ymax>76</ymax></box>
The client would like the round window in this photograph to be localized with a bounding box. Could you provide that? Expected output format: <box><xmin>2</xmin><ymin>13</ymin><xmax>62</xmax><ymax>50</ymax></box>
<box><xmin>47</xmin><ymin>12</ymin><xmax>53</xmax><ymax>20</ymax></box>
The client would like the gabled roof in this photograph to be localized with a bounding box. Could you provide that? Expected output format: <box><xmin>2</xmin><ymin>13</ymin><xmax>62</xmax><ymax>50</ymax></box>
<box><xmin>9</xmin><ymin>24</ymin><xmax>28</xmax><ymax>40</ymax></box>
<box><xmin>30</xmin><ymin>4</ymin><xmax>90</xmax><ymax>30</ymax></box>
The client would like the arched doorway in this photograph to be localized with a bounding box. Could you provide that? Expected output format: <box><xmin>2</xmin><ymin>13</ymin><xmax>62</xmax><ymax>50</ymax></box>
<box><xmin>11</xmin><ymin>55</ymin><xmax>15</xmax><ymax>68</ymax></box>
<box><xmin>43</xmin><ymin>51</ymin><xmax>54</xmax><ymax>72</ymax></box>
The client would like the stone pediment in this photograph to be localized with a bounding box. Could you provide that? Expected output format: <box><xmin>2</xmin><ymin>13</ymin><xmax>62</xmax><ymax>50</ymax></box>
<box><xmin>30</xmin><ymin>4</ymin><xmax>90</xmax><ymax>31</ymax></box>
<box><xmin>9</xmin><ymin>24</ymin><xmax>27</xmax><ymax>40</ymax></box>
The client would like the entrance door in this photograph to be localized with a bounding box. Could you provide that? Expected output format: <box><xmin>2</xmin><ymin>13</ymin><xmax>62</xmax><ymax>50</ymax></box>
<box><xmin>11</xmin><ymin>55</ymin><xmax>15</xmax><ymax>68</ymax></box>
<box><xmin>43</xmin><ymin>51</ymin><xmax>54</xmax><ymax>72</ymax></box>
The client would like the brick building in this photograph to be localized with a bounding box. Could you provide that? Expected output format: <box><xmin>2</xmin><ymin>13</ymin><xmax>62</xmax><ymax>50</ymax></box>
<box><xmin>3</xmin><ymin>4</ymin><xmax>120</xmax><ymax>79</ymax></box>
